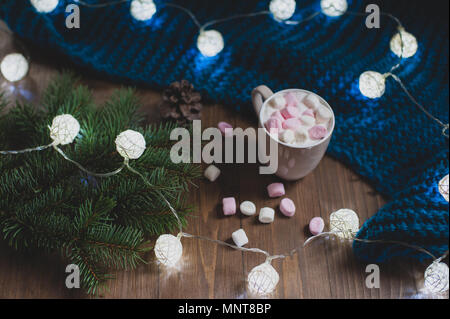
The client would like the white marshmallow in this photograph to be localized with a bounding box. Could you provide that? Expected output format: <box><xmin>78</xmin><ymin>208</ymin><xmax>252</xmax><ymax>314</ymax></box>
<box><xmin>295</xmin><ymin>91</ymin><xmax>307</xmax><ymax>103</ymax></box>
<box><xmin>297</xmin><ymin>102</ymin><xmax>308</xmax><ymax>114</ymax></box>
<box><xmin>304</xmin><ymin>94</ymin><xmax>321</xmax><ymax>110</ymax></box>
<box><xmin>204</xmin><ymin>165</ymin><xmax>221</xmax><ymax>182</ymax></box>
<box><xmin>300</xmin><ymin>115</ymin><xmax>315</xmax><ymax>127</ymax></box>
<box><xmin>316</xmin><ymin>106</ymin><xmax>333</xmax><ymax>124</ymax></box>
<box><xmin>232</xmin><ymin>229</ymin><xmax>249</xmax><ymax>247</ymax></box>
<box><xmin>263</xmin><ymin>105</ymin><xmax>277</xmax><ymax>121</ymax></box>
<box><xmin>280</xmin><ymin>129</ymin><xmax>295</xmax><ymax>144</ymax></box>
<box><xmin>270</xmin><ymin>96</ymin><xmax>286</xmax><ymax>109</ymax></box>
<box><xmin>259</xmin><ymin>207</ymin><xmax>275</xmax><ymax>224</ymax></box>
<box><xmin>295</xmin><ymin>127</ymin><xmax>309</xmax><ymax>144</ymax></box>
<box><xmin>240</xmin><ymin>201</ymin><xmax>256</xmax><ymax>216</ymax></box>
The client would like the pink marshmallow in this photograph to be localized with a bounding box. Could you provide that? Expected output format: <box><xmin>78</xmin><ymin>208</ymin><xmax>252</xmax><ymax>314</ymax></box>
<box><xmin>280</xmin><ymin>198</ymin><xmax>296</xmax><ymax>217</ymax></box>
<box><xmin>284</xmin><ymin>92</ymin><xmax>298</xmax><ymax>107</ymax></box>
<box><xmin>222</xmin><ymin>197</ymin><xmax>236</xmax><ymax>216</ymax></box>
<box><xmin>267</xmin><ymin>183</ymin><xmax>285</xmax><ymax>198</ymax></box>
<box><xmin>271</xmin><ymin>110</ymin><xmax>285</xmax><ymax>122</ymax></box>
<box><xmin>280</xmin><ymin>106</ymin><xmax>301</xmax><ymax>119</ymax></box>
<box><xmin>265</xmin><ymin>117</ymin><xmax>283</xmax><ymax>131</ymax></box>
<box><xmin>302</xmin><ymin>109</ymin><xmax>315</xmax><ymax>117</ymax></box>
<box><xmin>309</xmin><ymin>217</ymin><xmax>325</xmax><ymax>235</ymax></box>
<box><xmin>282</xmin><ymin>118</ymin><xmax>302</xmax><ymax>130</ymax></box>
<box><xmin>308</xmin><ymin>125</ymin><xmax>328</xmax><ymax>140</ymax></box>
<box><xmin>218</xmin><ymin>121</ymin><xmax>233</xmax><ymax>136</ymax></box>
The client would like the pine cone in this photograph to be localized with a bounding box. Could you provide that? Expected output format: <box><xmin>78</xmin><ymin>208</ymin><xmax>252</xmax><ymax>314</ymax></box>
<box><xmin>160</xmin><ymin>80</ymin><xmax>202</xmax><ymax>123</ymax></box>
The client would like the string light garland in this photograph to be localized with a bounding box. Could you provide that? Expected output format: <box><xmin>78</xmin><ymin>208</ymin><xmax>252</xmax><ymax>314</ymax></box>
<box><xmin>0</xmin><ymin>53</ymin><xmax>29</xmax><ymax>83</ymax></box>
<box><xmin>269</xmin><ymin>0</ymin><xmax>296</xmax><ymax>21</ymax></box>
<box><xmin>1</xmin><ymin>1</ymin><xmax>448</xmax><ymax>296</ymax></box>
<box><xmin>30</xmin><ymin>0</ymin><xmax>59</xmax><ymax>13</ymax></box>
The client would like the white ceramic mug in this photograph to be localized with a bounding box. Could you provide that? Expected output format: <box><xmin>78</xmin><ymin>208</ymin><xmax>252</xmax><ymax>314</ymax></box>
<box><xmin>251</xmin><ymin>85</ymin><xmax>335</xmax><ymax>181</ymax></box>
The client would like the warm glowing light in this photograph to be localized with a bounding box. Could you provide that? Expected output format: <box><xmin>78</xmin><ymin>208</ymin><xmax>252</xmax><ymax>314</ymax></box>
<box><xmin>196</xmin><ymin>30</ymin><xmax>224</xmax><ymax>57</ymax></box>
<box><xmin>154</xmin><ymin>234</ymin><xmax>183</xmax><ymax>267</ymax></box>
<box><xmin>115</xmin><ymin>130</ymin><xmax>146</xmax><ymax>160</ymax></box>
<box><xmin>424</xmin><ymin>261</ymin><xmax>449</xmax><ymax>294</ymax></box>
<box><xmin>359</xmin><ymin>71</ymin><xmax>386</xmax><ymax>99</ymax></box>
<box><xmin>247</xmin><ymin>262</ymin><xmax>279</xmax><ymax>296</ymax></box>
<box><xmin>329</xmin><ymin>209</ymin><xmax>359</xmax><ymax>239</ymax></box>
<box><xmin>390</xmin><ymin>28</ymin><xmax>418</xmax><ymax>58</ymax></box>
<box><xmin>30</xmin><ymin>0</ymin><xmax>59</xmax><ymax>13</ymax></box>
<box><xmin>0</xmin><ymin>53</ymin><xmax>29</xmax><ymax>83</ymax></box>
<box><xmin>321</xmin><ymin>0</ymin><xmax>348</xmax><ymax>17</ymax></box>
<box><xmin>130</xmin><ymin>0</ymin><xmax>156</xmax><ymax>21</ymax></box>
<box><xmin>49</xmin><ymin>114</ymin><xmax>80</xmax><ymax>145</ymax></box>
<box><xmin>269</xmin><ymin>0</ymin><xmax>296</xmax><ymax>21</ymax></box>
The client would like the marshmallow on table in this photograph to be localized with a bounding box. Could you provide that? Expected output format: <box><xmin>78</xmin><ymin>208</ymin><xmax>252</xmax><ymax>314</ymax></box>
<box><xmin>232</xmin><ymin>229</ymin><xmax>249</xmax><ymax>247</ymax></box>
<box><xmin>300</xmin><ymin>115</ymin><xmax>315</xmax><ymax>127</ymax></box>
<box><xmin>240</xmin><ymin>201</ymin><xmax>256</xmax><ymax>216</ymax></box>
<box><xmin>309</xmin><ymin>217</ymin><xmax>325</xmax><ymax>235</ymax></box>
<box><xmin>315</xmin><ymin>106</ymin><xmax>332</xmax><ymax>124</ymax></box>
<box><xmin>218</xmin><ymin>121</ymin><xmax>233</xmax><ymax>136</ymax></box>
<box><xmin>279</xmin><ymin>198</ymin><xmax>296</xmax><ymax>217</ymax></box>
<box><xmin>204</xmin><ymin>165</ymin><xmax>221</xmax><ymax>182</ymax></box>
<box><xmin>280</xmin><ymin>129</ymin><xmax>295</xmax><ymax>144</ymax></box>
<box><xmin>259</xmin><ymin>207</ymin><xmax>275</xmax><ymax>223</ymax></box>
<box><xmin>280</xmin><ymin>106</ymin><xmax>301</xmax><ymax>119</ymax></box>
<box><xmin>282</xmin><ymin>118</ymin><xmax>302</xmax><ymax>131</ymax></box>
<box><xmin>270</xmin><ymin>96</ymin><xmax>286</xmax><ymax>109</ymax></box>
<box><xmin>267</xmin><ymin>183</ymin><xmax>285</xmax><ymax>198</ymax></box>
<box><xmin>304</xmin><ymin>94</ymin><xmax>321</xmax><ymax>110</ymax></box>
<box><xmin>223</xmin><ymin>197</ymin><xmax>237</xmax><ymax>216</ymax></box>
<box><xmin>308</xmin><ymin>125</ymin><xmax>328</xmax><ymax>140</ymax></box>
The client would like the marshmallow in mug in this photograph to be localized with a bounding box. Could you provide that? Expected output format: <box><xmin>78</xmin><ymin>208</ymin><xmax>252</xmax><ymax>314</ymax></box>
<box><xmin>263</xmin><ymin>90</ymin><xmax>333</xmax><ymax>147</ymax></box>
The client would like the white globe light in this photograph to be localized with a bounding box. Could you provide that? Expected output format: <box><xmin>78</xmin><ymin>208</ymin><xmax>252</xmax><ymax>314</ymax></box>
<box><xmin>130</xmin><ymin>0</ymin><xmax>156</xmax><ymax>21</ymax></box>
<box><xmin>424</xmin><ymin>261</ymin><xmax>449</xmax><ymax>294</ymax></box>
<box><xmin>269</xmin><ymin>0</ymin><xmax>296</xmax><ymax>21</ymax></box>
<box><xmin>329</xmin><ymin>208</ymin><xmax>359</xmax><ymax>239</ymax></box>
<box><xmin>321</xmin><ymin>0</ymin><xmax>348</xmax><ymax>17</ymax></box>
<box><xmin>359</xmin><ymin>71</ymin><xmax>386</xmax><ymax>99</ymax></box>
<box><xmin>197</xmin><ymin>30</ymin><xmax>224</xmax><ymax>57</ymax></box>
<box><xmin>49</xmin><ymin>114</ymin><xmax>80</xmax><ymax>145</ymax></box>
<box><xmin>438</xmin><ymin>174</ymin><xmax>449</xmax><ymax>202</ymax></box>
<box><xmin>390</xmin><ymin>29</ymin><xmax>418</xmax><ymax>58</ymax></box>
<box><xmin>30</xmin><ymin>0</ymin><xmax>59</xmax><ymax>13</ymax></box>
<box><xmin>115</xmin><ymin>129</ymin><xmax>146</xmax><ymax>160</ymax></box>
<box><xmin>154</xmin><ymin>234</ymin><xmax>183</xmax><ymax>267</ymax></box>
<box><xmin>247</xmin><ymin>262</ymin><xmax>279</xmax><ymax>296</ymax></box>
<box><xmin>1</xmin><ymin>53</ymin><xmax>29</xmax><ymax>83</ymax></box>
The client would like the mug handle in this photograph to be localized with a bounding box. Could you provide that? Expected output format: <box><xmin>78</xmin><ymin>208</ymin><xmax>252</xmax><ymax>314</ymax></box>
<box><xmin>251</xmin><ymin>85</ymin><xmax>274</xmax><ymax>116</ymax></box>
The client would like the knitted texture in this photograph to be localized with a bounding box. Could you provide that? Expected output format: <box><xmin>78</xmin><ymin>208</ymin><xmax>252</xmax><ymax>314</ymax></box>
<box><xmin>1</xmin><ymin>0</ymin><xmax>448</xmax><ymax>263</ymax></box>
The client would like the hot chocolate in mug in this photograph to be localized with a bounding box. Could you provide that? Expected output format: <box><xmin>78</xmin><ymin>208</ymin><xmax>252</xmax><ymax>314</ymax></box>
<box><xmin>251</xmin><ymin>85</ymin><xmax>335</xmax><ymax>181</ymax></box>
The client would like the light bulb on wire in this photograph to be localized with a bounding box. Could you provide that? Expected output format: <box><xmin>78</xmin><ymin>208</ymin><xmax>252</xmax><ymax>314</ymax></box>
<box><xmin>359</xmin><ymin>71</ymin><xmax>386</xmax><ymax>99</ymax></box>
<box><xmin>0</xmin><ymin>53</ymin><xmax>29</xmax><ymax>83</ymax></box>
<box><xmin>423</xmin><ymin>261</ymin><xmax>449</xmax><ymax>294</ymax></box>
<box><xmin>154</xmin><ymin>234</ymin><xmax>183</xmax><ymax>267</ymax></box>
<box><xmin>390</xmin><ymin>27</ymin><xmax>418</xmax><ymax>58</ymax></box>
<box><xmin>269</xmin><ymin>0</ymin><xmax>296</xmax><ymax>21</ymax></box>
<box><xmin>197</xmin><ymin>29</ymin><xmax>224</xmax><ymax>57</ymax></box>
<box><xmin>247</xmin><ymin>261</ymin><xmax>280</xmax><ymax>296</ymax></box>
<box><xmin>130</xmin><ymin>0</ymin><xmax>156</xmax><ymax>21</ymax></box>
<box><xmin>30</xmin><ymin>0</ymin><xmax>59</xmax><ymax>13</ymax></box>
<box><xmin>320</xmin><ymin>0</ymin><xmax>348</xmax><ymax>17</ymax></box>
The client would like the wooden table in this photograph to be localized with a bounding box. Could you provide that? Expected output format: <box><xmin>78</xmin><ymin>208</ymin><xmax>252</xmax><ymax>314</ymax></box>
<box><xmin>0</xmin><ymin>27</ymin><xmax>433</xmax><ymax>299</ymax></box>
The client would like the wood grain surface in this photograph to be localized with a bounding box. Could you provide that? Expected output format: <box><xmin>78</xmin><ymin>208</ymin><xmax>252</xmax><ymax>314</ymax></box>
<box><xmin>0</xmin><ymin>25</ymin><xmax>437</xmax><ymax>299</ymax></box>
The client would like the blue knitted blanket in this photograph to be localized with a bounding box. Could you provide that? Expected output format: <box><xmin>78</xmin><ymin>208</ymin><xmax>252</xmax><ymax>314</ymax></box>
<box><xmin>1</xmin><ymin>0</ymin><xmax>448</xmax><ymax>263</ymax></box>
